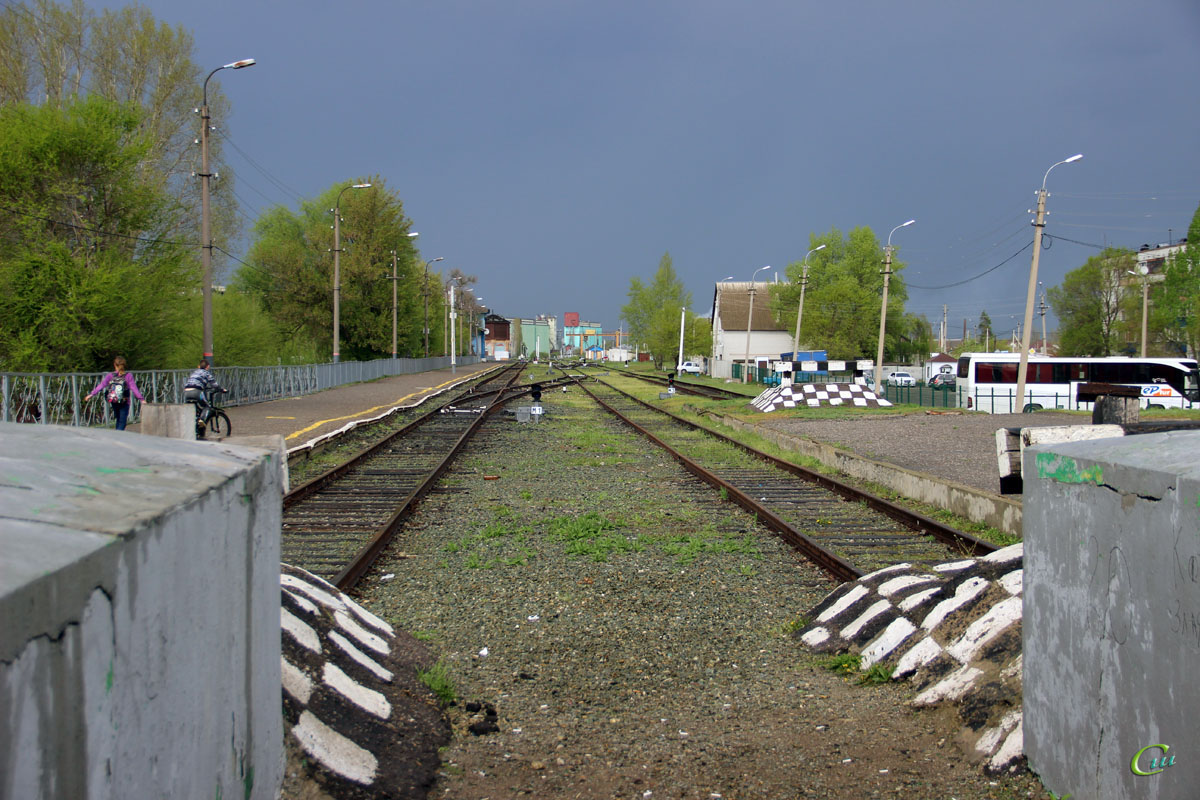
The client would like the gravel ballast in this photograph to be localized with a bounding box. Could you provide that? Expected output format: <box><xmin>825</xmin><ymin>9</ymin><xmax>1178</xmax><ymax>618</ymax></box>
<box><xmin>347</xmin><ymin>394</ymin><xmax>1053</xmax><ymax>799</ymax></box>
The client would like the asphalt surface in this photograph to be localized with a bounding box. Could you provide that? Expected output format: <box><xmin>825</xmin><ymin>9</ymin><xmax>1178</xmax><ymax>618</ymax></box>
<box><xmin>221</xmin><ymin>362</ymin><xmax>498</xmax><ymax>449</ymax></box>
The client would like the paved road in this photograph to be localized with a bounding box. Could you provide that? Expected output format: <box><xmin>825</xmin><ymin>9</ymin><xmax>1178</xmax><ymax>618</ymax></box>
<box><xmin>221</xmin><ymin>362</ymin><xmax>498</xmax><ymax>448</ymax></box>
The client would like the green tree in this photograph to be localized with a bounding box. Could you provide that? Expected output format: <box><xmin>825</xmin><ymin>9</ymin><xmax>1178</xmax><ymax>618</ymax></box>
<box><xmin>1047</xmin><ymin>247</ymin><xmax>1133</xmax><ymax>356</ymax></box>
<box><xmin>0</xmin><ymin>97</ymin><xmax>193</xmax><ymax>370</ymax></box>
<box><xmin>977</xmin><ymin>310</ymin><xmax>993</xmax><ymax>345</ymax></box>
<box><xmin>0</xmin><ymin>0</ymin><xmax>244</xmax><ymax>297</ymax></box>
<box><xmin>620</xmin><ymin>252</ymin><xmax>692</xmax><ymax>366</ymax></box>
<box><xmin>770</xmin><ymin>226</ymin><xmax>909</xmax><ymax>361</ymax></box>
<box><xmin>1152</xmin><ymin>202</ymin><xmax>1200</xmax><ymax>359</ymax></box>
<box><xmin>239</xmin><ymin>179</ymin><xmax>421</xmax><ymax>360</ymax></box>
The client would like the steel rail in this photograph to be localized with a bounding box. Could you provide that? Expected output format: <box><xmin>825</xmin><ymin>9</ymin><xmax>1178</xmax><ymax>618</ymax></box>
<box><xmin>331</xmin><ymin>365</ymin><xmax>528</xmax><ymax>590</ymax></box>
<box><xmin>573</xmin><ymin>377</ymin><xmax>862</xmax><ymax>582</ymax></box>
<box><xmin>284</xmin><ymin>368</ymin><xmax>561</xmax><ymax>508</ymax></box>
<box><xmin>603</xmin><ymin>367</ymin><xmax>750</xmax><ymax>401</ymax></box>
<box><xmin>591</xmin><ymin>374</ymin><xmax>997</xmax><ymax>558</ymax></box>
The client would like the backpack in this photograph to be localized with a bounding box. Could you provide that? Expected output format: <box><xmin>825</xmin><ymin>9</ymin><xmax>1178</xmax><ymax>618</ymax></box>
<box><xmin>106</xmin><ymin>376</ymin><xmax>128</xmax><ymax>404</ymax></box>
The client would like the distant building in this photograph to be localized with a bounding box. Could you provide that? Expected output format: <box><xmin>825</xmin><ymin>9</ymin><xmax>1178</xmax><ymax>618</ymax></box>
<box><xmin>483</xmin><ymin>314</ymin><xmax>511</xmax><ymax>359</ymax></box>
<box><xmin>710</xmin><ymin>280</ymin><xmax>791</xmax><ymax>379</ymax></box>
<box><xmin>1120</xmin><ymin>237</ymin><xmax>1188</xmax><ymax>353</ymax></box>
<box><xmin>562</xmin><ymin>314</ymin><xmax>604</xmax><ymax>357</ymax></box>
<box><xmin>513</xmin><ymin>315</ymin><xmax>557</xmax><ymax>358</ymax></box>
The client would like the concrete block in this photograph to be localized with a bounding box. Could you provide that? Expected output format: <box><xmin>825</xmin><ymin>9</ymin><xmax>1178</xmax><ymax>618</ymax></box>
<box><xmin>1023</xmin><ymin>430</ymin><xmax>1200</xmax><ymax>799</ymax></box>
<box><xmin>0</xmin><ymin>422</ymin><xmax>284</xmax><ymax>799</ymax></box>
<box><xmin>140</xmin><ymin>402</ymin><xmax>196</xmax><ymax>438</ymax></box>
<box><xmin>224</xmin><ymin>434</ymin><xmax>290</xmax><ymax>493</ymax></box>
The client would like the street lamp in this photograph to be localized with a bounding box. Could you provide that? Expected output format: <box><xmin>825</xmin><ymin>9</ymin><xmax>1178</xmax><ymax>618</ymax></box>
<box><xmin>875</xmin><ymin>220</ymin><xmax>915</xmax><ymax>394</ymax></box>
<box><xmin>1128</xmin><ymin>268</ymin><xmax>1150</xmax><ymax>358</ymax></box>
<box><xmin>199</xmin><ymin>57</ymin><xmax>255</xmax><ymax>365</ymax></box>
<box><xmin>710</xmin><ymin>276</ymin><xmax>734</xmax><ymax>377</ymax></box>
<box><xmin>743</xmin><ymin>265</ymin><xmax>772</xmax><ymax>383</ymax></box>
<box><xmin>1015</xmin><ymin>154</ymin><xmax>1082</xmax><ymax>410</ymax></box>
<box><xmin>790</xmin><ymin>244</ymin><xmax>826</xmax><ymax>367</ymax></box>
<box><xmin>423</xmin><ymin>256</ymin><xmax>444</xmax><ymax>357</ymax></box>
<box><xmin>332</xmin><ymin>182</ymin><xmax>372</xmax><ymax>363</ymax></box>
<box><xmin>388</xmin><ymin>232</ymin><xmax>421</xmax><ymax>360</ymax></box>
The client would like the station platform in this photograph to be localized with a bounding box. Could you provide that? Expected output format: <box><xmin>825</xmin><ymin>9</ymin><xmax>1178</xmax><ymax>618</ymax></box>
<box><xmin>219</xmin><ymin>362</ymin><xmax>497</xmax><ymax>450</ymax></box>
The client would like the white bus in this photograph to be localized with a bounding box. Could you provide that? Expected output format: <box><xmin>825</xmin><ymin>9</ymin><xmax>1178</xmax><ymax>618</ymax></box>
<box><xmin>955</xmin><ymin>352</ymin><xmax>1200</xmax><ymax>413</ymax></box>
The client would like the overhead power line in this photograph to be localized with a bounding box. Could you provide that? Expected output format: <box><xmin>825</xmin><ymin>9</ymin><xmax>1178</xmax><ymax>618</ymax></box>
<box><xmin>905</xmin><ymin>240</ymin><xmax>1033</xmax><ymax>290</ymax></box>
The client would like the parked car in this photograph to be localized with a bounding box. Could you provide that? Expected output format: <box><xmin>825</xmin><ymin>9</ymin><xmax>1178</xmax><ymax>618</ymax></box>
<box><xmin>678</xmin><ymin>361</ymin><xmax>703</xmax><ymax>375</ymax></box>
<box><xmin>929</xmin><ymin>373</ymin><xmax>956</xmax><ymax>389</ymax></box>
<box><xmin>888</xmin><ymin>371</ymin><xmax>916</xmax><ymax>387</ymax></box>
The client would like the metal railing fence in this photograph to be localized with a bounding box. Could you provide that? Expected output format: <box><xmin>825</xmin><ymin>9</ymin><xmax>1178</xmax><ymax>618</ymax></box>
<box><xmin>1</xmin><ymin>355</ymin><xmax>480</xmax><ymax>429</ymax></box>
<box><xmin>881</xmin><ymin>385</ymin><xmax>962</xmax><ymax>409</ymax></box>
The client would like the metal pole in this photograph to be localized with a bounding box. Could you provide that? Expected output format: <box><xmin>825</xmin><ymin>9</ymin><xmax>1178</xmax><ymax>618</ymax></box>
<box><xmin>449</xmin><ymin>283</ymin><xmax>457</xmax><ymax>374</ymax></box>
<box><xmin>875</xmin><ymin>221</ymin><xmax>914</xmax><ymax>394</ymax></box>
<box><xmin>1039</xmin><ymin>288</ymin><xmax>1048</xmax><ymax>354</ymax></box>
<box><xmin>1141</xmin><ymin>275</ymin><xmax>1149</xmax><ymax>358</ymax></box>
<box><xmin>743</xmin><ymin>266</ymin><xmax>770</xmax><ymax>384</ymax></box>
<box><xmin>1017</xmin><ymin>155</ymin><xmax>1080</xmax><ymax>410</ymax></box>
<box><xmin>199</xmin><ymin>59</ymin><xmax>254</xmax><ymax>365</ymax></box>
<box><xmin>677</xmin><ymin>306</ymin><xmax>686</xmax><ymax>369</ymax></box>
<box><xmin>790</xmin><ymin>247</ymin><xmax>823</xmax><ymax>366</ymax></box>
<box><xmin>391</xmin><ymin>250</ymin><xmax>398</xmax><ymax>359</ymax></box>
<box><xmin>200</xmin><ymin>96</ymin><xmax>213</xmax><ymax>362</ymax></box>
<box><xmin>333</xmin><ymin>202</ymin><xmax>341</xmax><ymax>363</ymax></box>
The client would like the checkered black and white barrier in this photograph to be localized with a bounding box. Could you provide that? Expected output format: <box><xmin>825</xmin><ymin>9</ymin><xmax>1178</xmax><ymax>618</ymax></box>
<box><xmin>751</xmin><ymin>382</ymin><xmax>893</xmax><ymax>412</ymax></box>
<box><xmin>795</xmin><ymin>544</ymin><xmax>1025</xmax><ymax>774</ymax></box>
<box><xmin>280</xmin><ymin>564</ymin><xmax>447</xmax><ymax>798</ymax></box>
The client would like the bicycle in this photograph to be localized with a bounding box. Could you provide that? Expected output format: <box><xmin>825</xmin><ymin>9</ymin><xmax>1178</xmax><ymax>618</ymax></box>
<box><xmin>189</xmin><ymin>387</ymin><xmax>232</xmax><ymax>439</ymax></box>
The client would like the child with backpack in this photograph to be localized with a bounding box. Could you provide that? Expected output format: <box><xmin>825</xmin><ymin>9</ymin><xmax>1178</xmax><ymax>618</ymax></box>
<box><xmin>86</xmin><ymin>356</ymin><xmax>147</xmax><ymax>431</ymax></box>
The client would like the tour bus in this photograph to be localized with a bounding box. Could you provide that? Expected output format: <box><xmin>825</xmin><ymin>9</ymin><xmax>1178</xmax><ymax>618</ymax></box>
<box><xmin>955</xmin><ymin>352</ymin><xmax>1200</xmax><ymax>413</ymax></box>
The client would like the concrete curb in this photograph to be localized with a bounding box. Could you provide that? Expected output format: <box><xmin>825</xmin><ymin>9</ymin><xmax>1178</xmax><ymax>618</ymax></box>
<box><xmin>715</xmin><ymin>414</ymin><xmax>1023</xmax><ymax>538</ymax></box>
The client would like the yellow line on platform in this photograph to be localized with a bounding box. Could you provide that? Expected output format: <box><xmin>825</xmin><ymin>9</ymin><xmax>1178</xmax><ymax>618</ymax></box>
<box><xmin>284</xmin><ymin>375</ymin><xmax>463</xmax><ymax>441</ymax></box>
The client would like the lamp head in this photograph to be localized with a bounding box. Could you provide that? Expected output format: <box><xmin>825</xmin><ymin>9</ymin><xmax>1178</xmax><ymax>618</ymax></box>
<box><xmin>225</xmin><ymin>59</ymin><xmax>256</xmax><ymax>69</ymax></box>
<box><xmin>407</xmin><ymin>232</ymin><xmax>419</xmax><ymax>237</ymax></box>
<box><xmin>1064</xmin><ymin>154</ymin><xmax>1083</xmax><ymax>163</ymax></box>
<box><xmin>814</xmin><ymin>244</ymin><xmax>827</xmax><ymax>251</ymax></box>
<box><xmin>352</xmin><ymin>183</ymin><xmax>372</xmax><ymax>189</ymax></box>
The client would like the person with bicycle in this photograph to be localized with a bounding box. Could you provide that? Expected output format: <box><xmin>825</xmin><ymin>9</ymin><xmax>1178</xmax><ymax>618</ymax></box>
<box><xmin>184</xmin><ymin>359</ymin><xmax>219</xmax><ymax>433</ymax></box>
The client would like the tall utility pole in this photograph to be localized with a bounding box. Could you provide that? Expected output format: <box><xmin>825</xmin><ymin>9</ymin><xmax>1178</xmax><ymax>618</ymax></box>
<box><xmin>422</xmin><ymin>257</ymin><xmax>444</xmax><ymax>357</ymax></box>
<box><xmin>743</xmin><ymin>266</ymin><xmax>771</xmax><ymax>383</ymax></box>
<box><xmin>331</xmin><ymin>182</ymin><xmax>371</xmax><ymax>363</ymax></box>
<box><xmin>1016</xmin><ymin>154</ymin><xmax>1082</xmax><ymax>410</ymax></box>
<box><xmin>448</xmin><ymin>283</ymin><xmax>457</xmax><ymax>374</ymax></box>
<box><xmin>875</xmin><ymin>220</ymin><xmax>915</xmax><ymax>394</ymax></box>
<box><xmin>199</xmin><ymin>58</ymin><xmax>255</xmax><ymax>365</ymax></box>
<box><xmin>941</xmin><ymin>305</ymin><xmax>948</xmax><ymax>352</ymax></box>
<box><xmin>790</xmin><ymin>246</ymin><xmax>826</xmax><ymax>367</ymax></box>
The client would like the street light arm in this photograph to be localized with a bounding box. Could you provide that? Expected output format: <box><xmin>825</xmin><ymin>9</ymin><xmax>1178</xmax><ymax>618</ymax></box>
<box><xmin>203</xmin><ymin>58</ymin><xmax>256</xmax><ymax>106</ymax></box>
<box><xmin>1042</xmin><ymin>154</ymin><xmax>1083</xmax><ymax>190</ymax></box>
<box><xmin>888</xmin><ymin>220</ymin><xmax>916</xmax><ymax>246</ymax></box>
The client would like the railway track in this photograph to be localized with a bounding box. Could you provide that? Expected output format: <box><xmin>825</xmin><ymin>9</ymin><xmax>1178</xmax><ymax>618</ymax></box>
<box><xmin>281</xmin><ymin>363</ymin><xmax>543</xmax><ymax>588</ymax></box>
<box><xmin>573</xmin><ymin>372</ymin><xmax>995</xmax><ymax>581</ymax></box>
<box><xmin>601</xmin><ymin>365</ymin><xmax>751</xmax><ymax>401</ymax></box>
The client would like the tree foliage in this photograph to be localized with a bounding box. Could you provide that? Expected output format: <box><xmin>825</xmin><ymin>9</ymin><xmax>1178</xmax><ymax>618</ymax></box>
<box><xmin>0</xmin><ymin>97</ymin><xmax>193</xmax><ymax>370</ymax></box>
<box><xmin>769</xmin><ymin>226</ymin><xmax>909</xmax><ymax>361</ymax></box>
<box><xmin>0</xmin><ymin>0</ymin><xmax>242</xmax><ymax>275</ymax></box>
<box><xmin>620</xmin><ymin>253</ymin><xmax>694</xmax><ymax>366</ymax></box>
<box><xmin>1152</xmin><ymin>202</ymin><xmax>1200</xmax><ymax>359</ymax></box>
<box><xmin>239</xmin><ymin>179</ymin><xmax>423</xmax><ymax>360</ymax></box>
<box><xmin>1047</xmin><ymin>247</ymin><xmax>1134</xmax><ymax>356</ymax></box>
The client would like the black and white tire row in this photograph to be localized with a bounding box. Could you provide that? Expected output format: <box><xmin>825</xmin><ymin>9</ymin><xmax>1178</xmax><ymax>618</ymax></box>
<box><xmin>279</xmin><ymin>564</ymin><xmax>445</xmax><ymax>799</ymax></box>
<box><xmin>796</xmin><ymin>544</ymin><xmax>1026</xmax><ymax>774</ymax></box>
